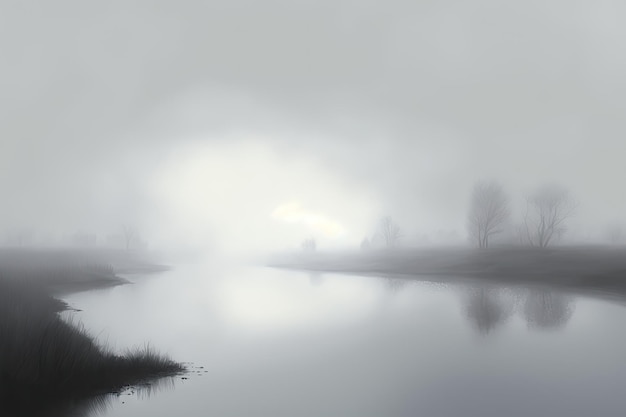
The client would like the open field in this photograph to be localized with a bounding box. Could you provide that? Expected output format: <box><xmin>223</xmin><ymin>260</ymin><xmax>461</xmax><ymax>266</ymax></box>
<box><xmin>270</xmin><ymin>246</ymin><xmax>626</xmax><ymax>299</ymax></box>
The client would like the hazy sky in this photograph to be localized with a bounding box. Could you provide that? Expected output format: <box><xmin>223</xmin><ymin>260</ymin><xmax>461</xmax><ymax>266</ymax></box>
<box><xmin>1</xmin><ymin>1</ymin><xmax>625</xmax><ymax>254</ymax></box>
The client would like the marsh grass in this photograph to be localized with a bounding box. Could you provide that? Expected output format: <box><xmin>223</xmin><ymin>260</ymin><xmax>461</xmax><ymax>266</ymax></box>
<box><xmin>0</xmin><ymin>252</ymin><xmax>185</xmax><ymax>415</ymax></box>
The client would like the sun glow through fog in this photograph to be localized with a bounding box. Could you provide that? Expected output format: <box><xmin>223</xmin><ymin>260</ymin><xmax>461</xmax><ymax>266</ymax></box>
<box><xmin>150</xmin><ymin>137</ymin><xmax>380</xmax><ymax>256</ymax></box>
<box><xmin>214</xmin><ymin>269</ymin><xmax>380</xmax><ymax>331</ymax></box>
<box><xmin>271</xmin><ymin>201</ymin><xmax>346</xmax><ymax>239</ymax></box>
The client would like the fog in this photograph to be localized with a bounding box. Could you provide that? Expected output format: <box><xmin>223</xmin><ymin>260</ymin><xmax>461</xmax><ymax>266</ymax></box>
<box><xmin>2</xmin><ymin>0</ymin><xmax>625</xmax><ymax>256</ymax></box>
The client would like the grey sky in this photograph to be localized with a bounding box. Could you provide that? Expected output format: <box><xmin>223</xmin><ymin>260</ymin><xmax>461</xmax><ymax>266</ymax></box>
<box><xmin>1</xmin><ymin>1</ymin><xmax>625</xmax><ymax>252</ymax></box>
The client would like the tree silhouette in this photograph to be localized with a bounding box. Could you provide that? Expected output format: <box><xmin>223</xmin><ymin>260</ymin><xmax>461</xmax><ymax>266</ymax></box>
<box><xmin>467</xmin><ymin>181</ymin><xmax>509</xmax><ymax>248</ymax></box>
<box><xmin>522</xmin><ymin>185</ymin><xmax>576</xmax><ymax>247</ymax></box>
<box><xmin>121</xmin><ymin>225</ymin><xmax>138</xmax><ymax>251</ymax></box>
<box><xmin>376</xmin><ymin>216</ymin><xmax>401</xmax><ymax>249</ymax></box>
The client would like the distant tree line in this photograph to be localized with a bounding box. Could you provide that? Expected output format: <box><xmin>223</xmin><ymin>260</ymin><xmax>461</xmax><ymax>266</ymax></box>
<box><xmin>467</xmin><ymin>181</ymin><xmax>578</xmax><ymax>249</ymax></box>
<box><xmin>1</xmin><ymin>224</ymin><xmax>147</xmax><ymax>251</ymax></box>
<box><xmin>358</xmin><ymin>216</ymin><xmax>403</xmax><ymax>251</ymax></box>
<box><xmin>309</xmin><ymin>180</ymin><xmax>621</xmax><ymax>252</ymax></box>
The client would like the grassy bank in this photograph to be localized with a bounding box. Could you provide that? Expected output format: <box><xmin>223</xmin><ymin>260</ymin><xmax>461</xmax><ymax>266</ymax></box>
<box><xmin>270</xmin><ymin>246</ymin><xmax>626</xmax><ymax>298</ymax></box>
<box><xmin>0</xmin><ymin>248</ymin><xmax>170</xmax><ymax>283</ymax></box>
<box><xmin>0</xmin><ymin>250</ymin><xmax>184</xmax><ymax>416</ymax></box>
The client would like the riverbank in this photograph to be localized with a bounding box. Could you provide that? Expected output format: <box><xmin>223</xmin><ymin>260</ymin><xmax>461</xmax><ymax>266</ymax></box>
<box><xmin>269</xmin><ymin>246</ymin><xmax>626</xmax><ymax>299</ymax></box>
<box><xmin>0</xmin><ymin>249</ymin><xmax>184</xmax><ymax>416</ymax></box>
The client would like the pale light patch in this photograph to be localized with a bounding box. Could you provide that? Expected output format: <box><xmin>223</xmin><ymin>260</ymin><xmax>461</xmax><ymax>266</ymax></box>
<box><xmin>214</xmin><ymin>270</ymin><xmax>380</xmax><ymax>331</ymax></box>
<box><xmin>272</xmin><ymin>201</ymin><xmax>346</xmax><ymax>238</ymax></box>
<box><xmin>148</xmin><ymin>135</ymin><xmax>381</xmax><ymax>255</ymax></box>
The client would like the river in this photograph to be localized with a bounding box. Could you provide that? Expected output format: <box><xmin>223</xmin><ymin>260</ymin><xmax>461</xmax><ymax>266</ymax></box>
<box><xmin>59</xmin><ymin>262</ymin><xmax>626</xmax><ymax>416</ymax></box>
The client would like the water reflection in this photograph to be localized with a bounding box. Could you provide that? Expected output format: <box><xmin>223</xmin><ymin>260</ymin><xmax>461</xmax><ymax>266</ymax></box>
<box><xmin>57</xmin><ymin>266</ymin><xmax>617</xmax><ymax>417</ymax></box>
<box><xmin>7</xmin><ymin>375</ymin><xmax>180</xmax><ymax>417</ymax></box>
<box><xmin>302</xmin><ymin>271</ymin><xmax>578</xmax><ymax>336</ymax></box>
<box><xmin>523</xmin><ymin>289</ymin><xmax>575</xmax><ymax>330</ymax></box>
<box><xmin>459</xmin><ymin>283</ymin><xmax>577</xmax><ymax>335</ymax></box>
<box><xmin>308</xmin><ymin>272</ymin><xmax>324</xmax><ymax>287</ymax></box>
<box><xmin>382</xmin><ymin>276</ymin><xmax>410</xmax><ymax>293</ymax></box>
<box><xmin>7</xmin><ymin>392</ymin><xmax>112</xmax><ymax>417</ymax></box>
<box><xmin>115</xmin><ymin>375</ymin><xmax>178</xmax><ymax>401</ymax></box>
<box><xmin>463</xmin><ymin>287</ymin><xmax>515</xmax><ymax>334</ymax></box>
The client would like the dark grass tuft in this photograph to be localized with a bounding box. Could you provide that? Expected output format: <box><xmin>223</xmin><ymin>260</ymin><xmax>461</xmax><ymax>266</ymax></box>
<box><xmin>0</xmin><ymin>257</ymin><xmax>185</xmax><ymax>415</ymax></box>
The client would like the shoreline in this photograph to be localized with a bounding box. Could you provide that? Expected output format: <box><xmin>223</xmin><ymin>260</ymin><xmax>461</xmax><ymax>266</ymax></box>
<box><xmin>0</xmin><ymin>249</ymin><xmax>184</xmax><ymax>416</ymax></box>
<box><xmin>269</xmin><ymin>246</ymin><xmax>626</xmax><ymax>302</ymax></box>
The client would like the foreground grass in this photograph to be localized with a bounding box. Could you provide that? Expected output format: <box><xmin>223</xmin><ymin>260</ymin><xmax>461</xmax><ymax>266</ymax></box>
<box><xmin>0</xmin><ymin>252</ymin><xmax>184</xmax><ymax>415</ymax></box>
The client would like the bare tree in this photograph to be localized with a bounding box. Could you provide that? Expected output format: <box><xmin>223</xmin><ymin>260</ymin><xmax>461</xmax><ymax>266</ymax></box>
<box><xmin>606</xmin><ymin>223</ymin><xmax>624</xmax><ymax>245</ymax></box>
<box><xmin>301</xmin><ymin>238</ymin><xmax>316</xmax><ymax>252</ymax></box>
<box><xmin>467</xmin><ymin>181</ymin><xmax>509</xmax><ymax>248</ymax></box>
<box><xmin>5</xmin><ymin>228</ymin><xmax>33</xmax><ymax>247</ymax></box>
<box><xmin>121</xmin><ymin>225</ymin><xmax>138</xmax><ymax>251</ymax></box>
<box><xmin>377</xmin><ymin>216</ymin><xmax>401</xmax><ymax>248</ymax></box>
<box><xmin>522</xmin><ymin>185</ymin><xmax>576</xmax><ymax>248</ymax></box>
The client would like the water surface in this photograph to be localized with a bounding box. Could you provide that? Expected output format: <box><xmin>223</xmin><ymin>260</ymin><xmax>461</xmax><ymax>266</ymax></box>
<box><xmin>60</xmin><ymin>263</ymin><xmax>626</xmax><ymax>417</ymax></box>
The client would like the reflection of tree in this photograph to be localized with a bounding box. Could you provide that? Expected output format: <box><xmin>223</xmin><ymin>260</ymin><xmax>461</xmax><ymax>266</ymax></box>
<box><xmin>35</xmin><ymin>375</ymin><xmax>177</xmax><ymax>416</ymax></box>
<box><xmin>523</xmin><ymin>290</ymin><xmax>575</xmax><ymax>330</ymax></box>
<box><xmin>9</xmin><ymin>390</ymin><xmax>112</xmax><ymax>417</ymax></box>
<box><xmin>308</xmin><ymin>272</ymin><xmax>324</xmax><ymax>286</ymax></box>
<box><xmin>301</xmin><ymin>238</ymin><xmax>317</xmax><ymax>252</ymax></box>
<box><xmin>383</xmin><ymin>276</ymin><xmax>409</xmax><ymax>292</ymax></box>
<box><xmin>464</xmin><ymin>287</ymin><xmax>514</xmax><ymax>335</ymax></box>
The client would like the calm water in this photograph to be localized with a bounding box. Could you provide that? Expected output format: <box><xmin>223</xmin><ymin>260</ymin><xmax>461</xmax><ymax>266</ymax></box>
<box><xmin>59</xmin><ymin>262</ymin><xmax>626</xmax><ymax>417</ymax></box>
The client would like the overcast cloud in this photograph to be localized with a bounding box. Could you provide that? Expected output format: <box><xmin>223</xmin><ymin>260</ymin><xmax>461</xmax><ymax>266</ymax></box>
<box><xmin>1</xmin><ymin>0</ymin><xmax>625</xmax><ymax>253</ymax></box>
